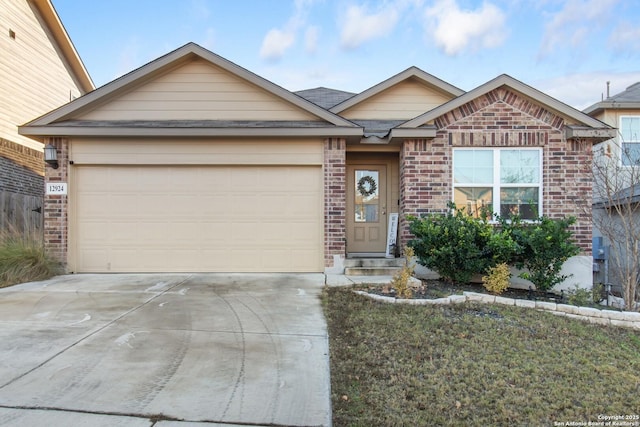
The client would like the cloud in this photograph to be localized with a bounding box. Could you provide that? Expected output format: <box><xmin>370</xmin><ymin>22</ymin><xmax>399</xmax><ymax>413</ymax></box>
<box><xmin>189</xmin><ymin>0</ymin><xmax>211</xmax><ymax>20</ymax></box>
<box><xmin>538</xmin><ymin>0</ymin><xmax>618</xmax><ymax>59</ymax></box>
<box><xmin>201</xmin><ymin>27</ymin><xmax>216</xmax><ymax>51</ymax></box>
<box><xmin>535</xmin><ymin>71</ymin><xmax>640</xmax><ymax>110</ymax></box>
<box><xmin>340</xmin><ymin>3</ymin><xmax>400</xmax><ymax>50</ymax></box>
<box><xmin>305</xmin><ymin>26</ymin><xmax>320</xmax><ymax>54</ymax></box>
<box><xmin>608</xmin><ymin>20</ymin><xmax>640</xmax><ymax>54</ymax></box>
<box><xmin>115</xmin><ymin>37</ymin><xmax>143</xmax><ymax>80</ymax></box>
<box><xmin>259</xmin><ymin>0</ymin><xmax>317</xmax><ymax>61</ymax></box>
<box><xmin>260</xmin><ymin>29</ymin><xmax>297</xmax><ymax>60</ymax></box>
<box><xmin>424</xmin><ymin>0</ymin><xmax>507</xmax><ymax>56</ymax></box>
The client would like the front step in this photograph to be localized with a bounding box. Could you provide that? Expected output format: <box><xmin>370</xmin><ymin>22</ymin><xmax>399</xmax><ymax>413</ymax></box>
<box><xmin>344</xmin><ymin>257</ymin><xmax>405</xmax><ymax>276</ymax></box>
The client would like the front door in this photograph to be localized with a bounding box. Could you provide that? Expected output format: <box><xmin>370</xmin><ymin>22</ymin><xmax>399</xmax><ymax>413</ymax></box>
<box><xmin>346</xmin><ymin>165</ymin><xmax>387</xmax><ymax>255</ymax></box>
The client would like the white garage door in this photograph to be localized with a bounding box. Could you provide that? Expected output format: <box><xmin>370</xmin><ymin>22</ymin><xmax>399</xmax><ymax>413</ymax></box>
<box><xmin>73</xmin><ymin>165</ymin><xmax>323</xmax><ymax>273</ymax></box>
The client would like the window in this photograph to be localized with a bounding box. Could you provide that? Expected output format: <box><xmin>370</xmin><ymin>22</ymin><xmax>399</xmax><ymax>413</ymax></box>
<box><xmin>620</xmin><ymin>116</ymin><xmax>640</xmax><ymax>166</ymax></box>
<box><xmin>453</xmin><ymin>148</ymin><xmax>542</xmax><ymax>220</ymax></box>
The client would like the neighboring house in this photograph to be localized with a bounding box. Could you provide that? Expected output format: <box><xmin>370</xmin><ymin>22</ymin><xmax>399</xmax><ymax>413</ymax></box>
<box><xmin>0</xmin><ymin>0</ymin><xmax>93</xmax><ymax>233</ymax></box>
<box><xmin>584</xmin><ymin>83</ymin><xmax>640</xmax><ymax>294</ymax></box>
<box><xmin>20</xmin><ymin>43</ymin><xmax>614</xmax><ymax>287</ymax></box>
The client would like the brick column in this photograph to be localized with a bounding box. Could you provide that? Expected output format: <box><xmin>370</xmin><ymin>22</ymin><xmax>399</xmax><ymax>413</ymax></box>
<box><xmin>324</xmin><ymin>138</ymin><xmax>346</xmax><ymax>271</ymax></box>
<box><xmin>398</xmin><ymin>138</ymin><xmax>450</xmax><ymax>250</ymax></box>
<box><xmin>43</xmin><ymin>137</ymin><xmax>69</xmax><ymax>268</ymax></box>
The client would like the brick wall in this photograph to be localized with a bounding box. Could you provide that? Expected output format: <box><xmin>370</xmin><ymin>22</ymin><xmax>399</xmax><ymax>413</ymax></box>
<box><xmin>0</xmin><ymin>138</ymin><xmax>44</xmax><ymax>197</ymax></box>
<box><xmin>399</xmin><ymin>87</ymin><xmax>593</xmax><ymax>254</ymax></box>
<box><xmin>43</xmin><ymin>137</ymin><xmax>69</xmax><ymax>266</ymax></box>
<box><xmin>324</xmin><ymin>138</ymin><xmax>346</xmax><ymax>267</ymax></box>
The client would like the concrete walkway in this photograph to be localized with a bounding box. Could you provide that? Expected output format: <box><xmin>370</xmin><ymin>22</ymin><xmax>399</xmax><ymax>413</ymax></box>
<box><xmin>0</xmin><ymin>273</ymin><xmax>330</xmax><ymax>427</ymax></box>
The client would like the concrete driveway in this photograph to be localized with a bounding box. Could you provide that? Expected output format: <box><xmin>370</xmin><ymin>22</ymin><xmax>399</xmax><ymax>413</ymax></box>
<box><xmin>0</xmin><ymin>273</ymin><xmax>331</xmax><ymax>427</ymax></box>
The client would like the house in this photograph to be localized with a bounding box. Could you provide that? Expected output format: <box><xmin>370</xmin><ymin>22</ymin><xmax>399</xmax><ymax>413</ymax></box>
<box><xmin>20</xmin><ymin>43</ymin><xmax>614</xmax><ymax>285</ymax></box>
<box><xmin>1</xmin><ymin>0</ymin><xmax>93</xmax><ymax>233</ymax></box>
<box><xmin>584</xmin><ymin>83</ymin><xmax>640</xmax><ymax>302</ymax></box>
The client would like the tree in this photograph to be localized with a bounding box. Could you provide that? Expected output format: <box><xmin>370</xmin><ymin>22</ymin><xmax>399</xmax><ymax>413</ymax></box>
<box><xmin>592</xmin><ymin>140</ymin><xmax>640</xmax><ymax>311</ymax></box>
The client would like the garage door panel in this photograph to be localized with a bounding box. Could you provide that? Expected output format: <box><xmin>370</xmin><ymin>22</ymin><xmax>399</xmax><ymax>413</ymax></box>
<box><xmin>79</xmin><ymin>250</ymin><xmax>109</xmax><ymax>271</ymax></box>
<box><xmin>74</xmin><ymin>165</ymin><xmax>322</xmax><ymax>272</ymax></box>
<box><xmin>201</xmin><ymin>196</ymin><xmax>228</xmax><ymax>215</ymax></box>
<box><xmin>78</xmin><ymin>221</ymin><xmax>108</xmax><ymax>241</ymax></box>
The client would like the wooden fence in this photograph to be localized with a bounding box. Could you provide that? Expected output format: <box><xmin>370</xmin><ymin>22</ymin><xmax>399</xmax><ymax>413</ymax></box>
<box><xmin>0</xmin><ymin>191</ymin><xmax>43</xmax><ymax>237</ymax></box>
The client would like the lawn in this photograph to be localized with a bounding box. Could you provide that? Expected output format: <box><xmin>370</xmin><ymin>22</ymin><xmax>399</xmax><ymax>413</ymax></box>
<box><xmin>323</xmin><ymin>286</ymin><xmax>640</xmax><ymax>426</ymax></box>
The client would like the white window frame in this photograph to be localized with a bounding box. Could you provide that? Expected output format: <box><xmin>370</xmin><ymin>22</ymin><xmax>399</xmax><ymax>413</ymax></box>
<box><xmin>619</xmin><ymin>115</ymin><xmax>640</xmax><ymax>167</ymax></box>
<box><xmin>452</xmin><ymin>147</ymin><xmax>543</xmax><ymax>219</ymax></box>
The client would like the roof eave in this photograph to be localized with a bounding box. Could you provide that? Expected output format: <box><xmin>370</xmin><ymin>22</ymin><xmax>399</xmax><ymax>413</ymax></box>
<box><xmin>18</xmin><ymin>125</ymin><xmax>364</xmax><ymax>138</ymax></box>
<box><xmin>26</xmin><ymin>43</ymin><xmax>357</xmax><ymax>128</ymax></box>
<box><xmin>584</xmin><ymin>101</ymin><xmax>640</xmax><ymax>115</ymax></box>
<box><xmin>33</xmin><ymin>0</ymin><xmax>94</xmax><ymax>92</ymax></box>
<box><xmin>389</xmin><ymin>127</ymin><xmax>437</xmax><ymax>139</ymax></box>
<box><xmin>565</xmin><ymin>126</ymin><xmax>617</xmax><ymax>142</ymax></box>
<box><xmin>330</xmin><ymin>66</ymin><xmax>464</xmax><ymax>114</ymax></box>
<box><xmin>401</xmin><ymin>74</ymin><xmax>609</xmax><ymax>130</ymax></box>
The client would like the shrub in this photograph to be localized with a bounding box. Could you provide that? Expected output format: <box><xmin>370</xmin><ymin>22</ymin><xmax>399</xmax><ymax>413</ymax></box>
<box><xmin>408</xmin><ymin>206</ymin><xmax>493</xmax><ymax>283</ymax></box>
<box><xmin>482</xmin><ymin>263</ymin><xmax>511</xmax><ymax>294</ymax></box>
<box><xmin>409</xmin><ymin>204</ymin><xmax>519</xmax><ymax>284</ymax></box>
<box><xmin>409</xmin><ymin>204</ymin><xmax>581</xmax><ymax>291</ymax></box>
<box><xmin>0</xmin><ymin>231</ymin><xmax>61</xmax><ymax>288</ymax></box>
<box><xmin>501</xmin><ymin>215</ymin><xmax>580</xmax><ymax>292</ymax></box>
<box><xmin>566</xmin><ymin>284</ymin><xmax>593</xmax><ymax>307</ymax></box>
<box><xmin>391</xmin><ymin>247</ymin><xmax>416</xmax><ymax>299</ymax></box>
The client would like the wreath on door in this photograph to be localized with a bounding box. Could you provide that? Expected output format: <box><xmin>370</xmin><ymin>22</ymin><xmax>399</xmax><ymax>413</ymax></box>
<box><xmin>357</xmin><ymin>175</ymin><xmax>377</xmax><ymax>197</ymax></box>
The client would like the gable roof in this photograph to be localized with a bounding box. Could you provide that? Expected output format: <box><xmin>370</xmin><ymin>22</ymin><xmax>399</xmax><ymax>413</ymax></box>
<box><xmin>583</xmin><ymin>82</ymin><xmax>640</xmax><ymax>115</ymax></box>
<box><xmin>34</xmin><ymin>0</ymin><xmax>94</xmax><ymax>93</ymax></box>
<box><xmin>330</xmin><ymin>66</ymin><xmax>464</xmax><ymax>114</ymax></box>
<box><xmin>295</xmin><ymin>87</ymin><xmax>356</xmax><ymax>109</ymax></box>
<box><xmin>399</xmin><ymin>74</ymin><xmax>612</xmax><ymax>131</ymax></box>
<box><xmin>20</xmin><ymin>43</ymin><xmax>359</xmax><ymax>138</ymax></box>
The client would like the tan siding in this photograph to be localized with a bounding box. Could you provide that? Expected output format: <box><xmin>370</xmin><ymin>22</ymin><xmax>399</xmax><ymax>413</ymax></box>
<box><xmin>0</xmin><ymin>0</ymin><xmax>83</xmax><ymax>150</ymax></box>
<box><xmin>596</xmin><ymin>108</ymin><xmax>635</xmax><ymax>161</ymax></box>
<box><xmin>70</xmin><ymin>138</ymin><xmax>324</xmax><ymax>165</ymax></box>
<box><xmin>341</xmin><ymin>79</ymin><xmax>453</xmax><ymax>120</ymax></box>
<box><xmin>79</xmin><ymin>59</ymin><xmax>319</xmax><ymax>121</ymax></box>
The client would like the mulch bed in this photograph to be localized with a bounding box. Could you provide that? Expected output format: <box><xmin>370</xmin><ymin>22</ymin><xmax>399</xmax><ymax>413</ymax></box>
<box><xmin>362</xmin><ymin>279</ymin><xmax>566</xmax><ymax>304</ymax></box>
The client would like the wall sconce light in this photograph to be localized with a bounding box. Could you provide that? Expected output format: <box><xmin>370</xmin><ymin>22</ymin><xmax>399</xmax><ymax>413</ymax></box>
<box><xmin>44</xmin><ymin>144</ymin><xmax>59</xmax><ymax>169</ymax></box>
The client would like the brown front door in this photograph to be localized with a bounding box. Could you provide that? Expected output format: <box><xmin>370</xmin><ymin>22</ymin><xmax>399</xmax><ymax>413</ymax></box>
<box><xmin>346</xmin><ymin>165</ymin><xmax>387</xmax><ymax>254</ymax></box>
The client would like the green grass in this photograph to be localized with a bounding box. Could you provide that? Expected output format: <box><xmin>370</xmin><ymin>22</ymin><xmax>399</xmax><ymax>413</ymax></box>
<box><xmin>0</xmin><ymin>231</ymin><xmax>61</xmax><ymax>288</ymax></box>
<box><xmin>324</xmin><ymin>287</ymin><xmax>640</xmax><ymax>426</ymax></box>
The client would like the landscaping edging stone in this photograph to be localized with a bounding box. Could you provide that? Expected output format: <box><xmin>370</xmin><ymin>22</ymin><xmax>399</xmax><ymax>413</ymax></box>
<box><xmin>354</xmin><ymin>290</ymin><xmax>640</xmax><ymax>330</ymax></box>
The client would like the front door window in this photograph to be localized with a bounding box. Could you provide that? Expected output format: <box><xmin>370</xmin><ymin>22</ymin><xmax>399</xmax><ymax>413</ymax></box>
<box><xmin>355</xmin><ymin>170</ymin><xmax>379</xmax><ymax>223</ymax></box>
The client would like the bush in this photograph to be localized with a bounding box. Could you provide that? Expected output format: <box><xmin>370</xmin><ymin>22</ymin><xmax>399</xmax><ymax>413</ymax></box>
<box><xmin>408</xmin><ymin>204</ymin><xmax>518</xmax><ymax>283</ymax></box>
<box><xmin>409</xmin><ymin>205</ymin><xmax>581</xmax><ymax>291</ymax></box>
<box><xmin>391</xmin><ymin>247</ymin><xmax>416</xmax><ymax>299</ymax></box>
<box><xmin>0</xmin><ymin>231</ymin><xmax>61</xmax><ymax>288</ymax></box>
<box><xmin>500</xmin><ymin>215</ymin><xmax>580</xmax><ymax>292</ymax></box>
<box><xmin>482</xmin><ymin>263</ymin><xmax>511</xmax><ymax>294</ymax></box>
<box><xmin>566</xmin><ymin>284</ymin><xmax>593</xmax><ymax>307</ymax></box>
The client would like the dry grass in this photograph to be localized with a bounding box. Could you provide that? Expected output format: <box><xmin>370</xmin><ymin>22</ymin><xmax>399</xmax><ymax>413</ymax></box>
<box><xmin>324</xmin><ymin>287</ymin><xmax>640</xmax><ymax>426</ymax></box>
<box><xmin>0</xmin><ymin>230</ymin><xmax>61</xmax><ymax>288</ymax></box>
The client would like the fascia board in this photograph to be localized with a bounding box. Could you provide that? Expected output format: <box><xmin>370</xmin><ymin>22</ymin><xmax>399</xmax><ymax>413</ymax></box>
<box><xmin>565</xmin><ymin>126</ymin><xmax>617</xmax><ymax>140</ymax></box>
<box><xmin>26</xmin><ymin>43</ymin><xmax>357</xmax><ymax>128</ymax></box>
<box><xmin>330</xmin><ymin>66</ymin><xmax>464</xmax><ymax>114</ymax></box>
<box><xmin>389</xmin><ymin>128</ymin><xmax>437</xmax><ymax>138</ymax></box>
<box><xmin>400</xmin><ymin>74</ymin><xmax>612</xmax><ymax>130</ymax></box>
<box><xmin>584</xmin><ymin>102</ymin><xmax>640</xmax><ymax>115</ymax></box>
<box><xmin>18</xmin><ymin>126</ymin><xmax>364</xmax><ymax>138</ymax></box>
<box><xmin>34</xmin><ymin>0</ymin><xmax>94</xmax><ymax>92</ymax></box>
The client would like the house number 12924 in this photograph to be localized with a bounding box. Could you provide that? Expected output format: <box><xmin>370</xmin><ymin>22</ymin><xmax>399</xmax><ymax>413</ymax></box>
<box><xmin>46</xmin><ymin>183</ymin><xmax>68</xmax><ymax>195</ymax></box>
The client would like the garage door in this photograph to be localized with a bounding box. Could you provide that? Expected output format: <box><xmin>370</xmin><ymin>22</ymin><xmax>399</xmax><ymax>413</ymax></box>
<box><xmin>73</xmin><ymin>165</ymin><xmax>323</xmax><ymax>273</ymax></box>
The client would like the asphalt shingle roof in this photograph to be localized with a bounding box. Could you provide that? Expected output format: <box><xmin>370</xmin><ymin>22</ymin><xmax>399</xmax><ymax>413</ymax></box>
<box><xmin>295</xmin><ymin>87</ymin><xmax>356</xmax><ymax>109</ymax></box>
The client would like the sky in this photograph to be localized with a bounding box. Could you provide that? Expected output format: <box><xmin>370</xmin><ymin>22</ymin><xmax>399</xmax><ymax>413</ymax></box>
<box><xmin>52</xmin><ymin>0</ymin><xmax>640</xmax><ymax>111</ymax></box>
